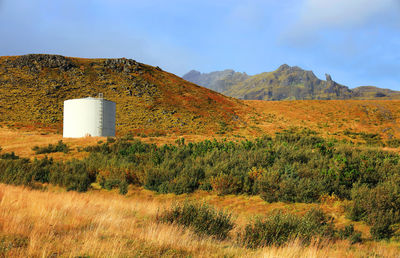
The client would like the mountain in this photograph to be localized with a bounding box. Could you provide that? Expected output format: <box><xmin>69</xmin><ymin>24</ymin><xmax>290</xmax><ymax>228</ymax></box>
<box><xmin>183</xmin><ymin>65</ymin><xmax>400</xmax><ymax>100</ymax></box>
<box><xmin>182</xmin><ymin>69</ymin><xmax>249</xmax><ymax>93</ymax></box>
<box><xmin>352</xmin><ymin>86</ymin><xmax>400</xmax><ymax>99</ymax></box>
<box><xmin>225</xmin><ymin>64</ymin><xmax>354</xmax><ymax>100</ymax></box>
<box><xmin>0</xmin><ymin>54</ymin><xmax>247</xmax><ymax>135</ymax></box>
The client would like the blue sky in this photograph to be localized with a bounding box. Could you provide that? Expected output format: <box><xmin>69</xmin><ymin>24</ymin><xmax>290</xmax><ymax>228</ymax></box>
<box><xmin>0</xmin><ymin>0</ymin><xmax>399</xmax><ymax>89</ymax></box>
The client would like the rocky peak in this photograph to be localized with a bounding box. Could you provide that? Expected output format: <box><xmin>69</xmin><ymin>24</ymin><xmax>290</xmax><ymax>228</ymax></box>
<box><xmin>183</xmin><ymin>70</ymin><xmax>201</xmax><ymax>80</ymax></box>
<box><xmin>325</xmin><ymin>73</ymin><xmax>333</xmax><ymax>82</ymax></box>
<box><xmin>277</xmin><ymin>64</ymin><xmax>290</xmax><ymax>72</ymax></box>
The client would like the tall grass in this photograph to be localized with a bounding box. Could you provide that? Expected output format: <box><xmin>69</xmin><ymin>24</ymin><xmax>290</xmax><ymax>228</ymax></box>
<box><xmin>0</xmin><ymin>184</ymin><xmax>399</xmax><ymax>257</ymax></box>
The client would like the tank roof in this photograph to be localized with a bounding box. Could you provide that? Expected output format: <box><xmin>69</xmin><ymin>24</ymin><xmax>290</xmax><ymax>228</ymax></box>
<box><xmin>64</xmin><ymin>97</ymin><xmax>115</xmax><ymax>103</ymax></box>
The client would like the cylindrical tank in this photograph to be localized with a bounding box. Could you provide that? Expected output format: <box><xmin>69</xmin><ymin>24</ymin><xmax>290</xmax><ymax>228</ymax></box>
<box><xmin>63</xmin><ymin>97</ymin><xmax>116</xmax><ymax>138</ymax></box>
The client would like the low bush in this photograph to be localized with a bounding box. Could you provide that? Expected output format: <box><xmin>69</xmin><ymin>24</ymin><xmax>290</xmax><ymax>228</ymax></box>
<box><xmin>50</xmin><ymin>160</ymin><xmax>93</xmax><ymax>192</ymax></box>
<box><xmin>386</xmin><ymin>138</ymin><xmax>400</xmax><ymax>148</ymax></box>
<box><xmin>158</xmin><ymin>201</ymin><xmax>234</xmax><ymax>240</ymax></box>
<box><xmin>0</xmin><ymin>152</ymin><xmax>19</xmax><ymax>160</ymax></box>
<box><xmin>370</xmin><ymin>214</ymin><xmax>394</xmax><ymax>240</ymax></box>
<box><xmin>119</xmin><ymin>180</ymin><xmax>128</xmax><ymax>195</ymax></box>
<box><xmin>347</xmin><ymin>178</ymin><xmax>400</xmax><ymax>240</ymax></box>
<box><xmin>107</xmin><ymin>137</ymin><xmax>116</xmax><ymax>144</ymax></box>
<box><xmin>238</xmin><ymin>209</ymin><xmax>335</xmax><ymax>248</ymax></box>
<box><xmin>338</xmin><ymin>224</ymin><xmax>362</xmax><ymax>244</ymax></box>
<box><xmin>32</xmin><ymin>140</ymin><xmax>69</xmax><ymax>154</ymax></box>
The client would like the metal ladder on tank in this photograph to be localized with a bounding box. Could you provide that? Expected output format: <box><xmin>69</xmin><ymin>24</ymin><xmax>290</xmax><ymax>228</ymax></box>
<box><xmin>98</xmin><ymin>94</ymin><xmax>104</xmax><ymax>136</ymax></box>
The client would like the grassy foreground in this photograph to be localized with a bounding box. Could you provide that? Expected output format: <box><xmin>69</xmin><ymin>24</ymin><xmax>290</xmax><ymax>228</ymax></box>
<box><xmin>0</xmin><ymin>184</ymin><xmax>399</xmax><ymax>257</ymax></box>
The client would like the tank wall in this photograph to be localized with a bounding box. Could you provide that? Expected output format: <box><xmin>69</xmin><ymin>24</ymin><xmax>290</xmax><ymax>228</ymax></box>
<box><xmin>63</xmin><ymin>98</ymin><xmax>116</xmax><ymax>138</ymax></box>
<box><xmin>102</xmin><ymin>101</ymin><xmax>116</xmax><ymax>137</ymax></box>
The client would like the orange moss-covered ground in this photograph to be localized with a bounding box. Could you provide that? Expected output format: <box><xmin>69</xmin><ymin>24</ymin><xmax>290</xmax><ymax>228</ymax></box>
<box><xmin>241</xmin><ymin>100</ymin><xmax>400</xmax><ymax>140</ymax></box>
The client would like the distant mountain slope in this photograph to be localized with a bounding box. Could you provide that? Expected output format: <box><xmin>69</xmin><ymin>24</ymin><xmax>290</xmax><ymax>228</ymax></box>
<box><xmin>226</xmin><ymin>65</ymin><xmax>353</xmax><ymax>100</ymax></box>
<box><xmin>184</xmin><ymin>65</ymin><xmax>400</xmax><ymax>100</ymax></box>
<box><xmin>0</xmin><ymin>54</ymin><xmax>247</xmax><ymax>135</ymax></box>
<box><xmin>183</xmin><ymin>69</ymin><xmax>249</xmax><ymax>93</ymax></box>
<box><xmin>352</xmin><ymin>86</ymin><xmax>400</xmax><ymax>99</ymax></box>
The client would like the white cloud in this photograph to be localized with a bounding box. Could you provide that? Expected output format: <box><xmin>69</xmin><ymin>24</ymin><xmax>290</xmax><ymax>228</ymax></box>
<box><xmin>301</xmin><ymin>0</ymin><xmax>398</xmax><ymax>28</ymax></box>
<box><xmin>283</xmin><ymin>0</ymin><xmax>400</xmax><ymax>43</ymax></box>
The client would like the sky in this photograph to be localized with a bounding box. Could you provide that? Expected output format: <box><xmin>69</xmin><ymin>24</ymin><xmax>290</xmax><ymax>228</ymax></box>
<box><xmin>0</xmin><ymin>0</ymin><xmax>399</xmax><ymax>89</ymax></box>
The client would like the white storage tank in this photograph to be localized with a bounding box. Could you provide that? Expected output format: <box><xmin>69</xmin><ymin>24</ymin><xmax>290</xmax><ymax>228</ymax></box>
<box><xmin>63</xmin><ymin>97</ymin><xmax>116</xmax><ymax>138</ymax></box>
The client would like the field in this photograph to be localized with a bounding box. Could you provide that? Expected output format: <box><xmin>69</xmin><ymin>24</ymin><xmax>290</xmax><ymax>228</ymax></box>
<box><xmin>1</xmin><ymin>184</ymin><xmax>400</xmax><ymax>257</ymax></box>
<box><xmin>3</xmin><ymin>99</ymin><xmax>400</xmax><ymax>160</ymax></box>
<box><xmin>1</xmin><ymin>99</ymin><xmax>400</xmax><ymax>257</ymax></box>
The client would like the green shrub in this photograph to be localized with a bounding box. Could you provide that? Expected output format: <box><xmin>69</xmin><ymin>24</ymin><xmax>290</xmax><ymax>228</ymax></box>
<box><xmin>119</xmin><ymin>180</ymin><xmax>128</xmax><ymax>195</ymax></box>
<box><xmin>347</xmin><ymin>178</ymin><xmax>400</xmax><ymax>240</ymax></box>
<box><xmin>238</xmin><ymin>209</ymin><xmax>335</xmax><ymax>248</ymax></box>
<box><xmin>104</xmin><ymin>179</ymin><xmax>121</xmax><ymax>190</ymax></box>
<box><xmin>370</xmin><ymin>214</ymin><xmax>394</xmax><ymax>240</ymax></box>
<box><xmin>210</xmin><ymin>173</ymin><xmax>242</xmax><ymax>195</ymax></box>
<box><xmin>386</xmin><ymin>139</ymin><xmax>400</xmax><ymax>148</ymax></box>
<box><xmin>158</xmin><ymin>201</ymin><xmax>234</xmax><ymax>240</ymax></box>
<box><xmin>50</xmin><ymin>160</ymin><xmax>93</xmax><ymax>192</ymax></box>
<box><xmin>32</xmin><ymin>140</ymin><xmax>69</xmax><ymax>154</ymax></box>
<box><xmin>350</xmin><ymin>232</ymin><xmax>362</xmax><ymax>244</ymax></box>
<box><xmin>338</xmin><ymin>224</ymin><xmax>362</xmax><ymax>244</ymax></box>
<box><xmin>107</xmin><ymin>137</ymin><xmax>116</xmax><ymax>144</ymax></box>
<box><xmin>0</xmin><ymin>152</ymin><xmax>19</xmax><ymax>160</ymax></box>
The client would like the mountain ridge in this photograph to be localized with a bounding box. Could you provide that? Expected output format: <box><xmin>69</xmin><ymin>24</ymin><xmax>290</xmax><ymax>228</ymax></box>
<box><xmin>183</xmin><ymin>65</ymin><xmax>400</xmax><ymax>100</ymax></box>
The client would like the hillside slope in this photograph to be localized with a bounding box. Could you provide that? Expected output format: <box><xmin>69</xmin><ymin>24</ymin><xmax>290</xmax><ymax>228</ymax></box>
<box><xmin>352</xmin><ymin>86</ymin><xmax>400</xmax><ymax>99</ymax></box>
<box><xmin>0</xmin><ymin>54</ymin><xmax>247</xmax><ymax>135</ymax></box>
<box><xmin>183</xmin><ymin>65</ymin><xmax>400</xmax><ymax>100</ymax></box>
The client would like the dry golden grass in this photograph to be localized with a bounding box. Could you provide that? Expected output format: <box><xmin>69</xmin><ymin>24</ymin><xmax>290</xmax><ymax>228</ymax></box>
<box><xmin>0</xmin><ymin>184</ymin><xmax>244</xmax><ymax>257</ymax></box>
<box><xmin>1</xmin><ymin>184</ymin><xmax>399</xmax><ymax>257</ymax></box>
<box><xmin>0</xmin><ymin>125</ymin><xmax>104</xmax><ymax>160</ymax></box>
<box><xmin>0</xmin><ymin>125</ymin><xmax>247</xmax><ymax>160</ymax></box>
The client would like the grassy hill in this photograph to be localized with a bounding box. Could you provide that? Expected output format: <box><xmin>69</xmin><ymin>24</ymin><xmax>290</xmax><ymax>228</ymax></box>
<box><xmin>0</xmin><ymin>54</ymin><xmax>248</xmax><ymax>135</ymax></box>
<box><xmin>183</xmin><ymin>65</ymin><xmax>400</xmax><ymax>101</ymax></box>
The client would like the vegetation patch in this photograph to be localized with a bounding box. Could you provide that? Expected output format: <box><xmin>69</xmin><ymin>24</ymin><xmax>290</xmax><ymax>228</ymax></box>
<box><xmin>1</xmin><ymin>129</ymin><xmax>400</xmax><ymax>239</ymax></box>
<box><xmin>238</xmin><ymin>209</ymin><xmax>335</xmax><ymax>248</ymax></box>
<box><xmin>0</xmin><ymin>234</ymin><xmax>29</xmax><ymax>256</ymax></box>
<box><xmin>158</xmin><ymin>201</ymin><xmax>234</xmax><ymax>240</ymax></box>
<box><xmin>32</xmin><ymin>140</ymin><xmax>70</xmax><ymax>154</ymax></box>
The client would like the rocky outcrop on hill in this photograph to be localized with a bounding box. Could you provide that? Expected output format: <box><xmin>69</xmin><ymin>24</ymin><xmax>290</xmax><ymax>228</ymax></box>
<box><xmin>7</xmin><ymin>54</ymin><xmax>76</xmax><ymax>72</ymax></box>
